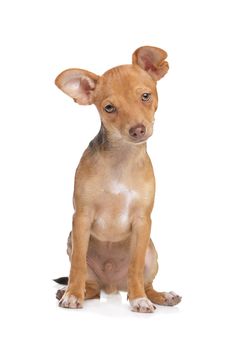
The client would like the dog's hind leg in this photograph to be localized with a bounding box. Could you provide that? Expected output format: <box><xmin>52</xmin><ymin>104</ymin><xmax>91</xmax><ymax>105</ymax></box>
<box><xmin>144</xmin><ymin>240</ymin><xmax>182</xmax><ymax>306</ymax></box>
<box><xmin>145</xmin><ymin>283</ymin><xmax>181</xmax><ymax>306</ymax></box>
<box><xmin>56</xmin><ymin>286</ymin><xmax>66</xmax><ymax>300</ymax></box>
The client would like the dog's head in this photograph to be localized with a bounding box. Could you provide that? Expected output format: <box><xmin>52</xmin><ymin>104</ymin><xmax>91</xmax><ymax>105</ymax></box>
<box><xmin>55</xmin><ymin>46</ymin><xmax>169</xmax><ymax>144</ymax></box>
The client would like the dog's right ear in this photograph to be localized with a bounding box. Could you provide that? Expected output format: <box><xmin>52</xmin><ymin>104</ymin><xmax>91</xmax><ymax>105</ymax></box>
<box><xmin>132</xmin><ymin>46</ymin><xmax>169</xmax><ymax>81</ymax></box>
<box><xmin>55</xmin><ymin>69</ymin><xmax>99</xmax><ymax>105</ymax></box>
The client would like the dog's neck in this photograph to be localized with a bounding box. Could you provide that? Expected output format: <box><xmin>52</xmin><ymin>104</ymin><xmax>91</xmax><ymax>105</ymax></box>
<box><xmin>88</xmin><ymin>123</ymin><xmax>147</xmax><ymax>164</ymax></box>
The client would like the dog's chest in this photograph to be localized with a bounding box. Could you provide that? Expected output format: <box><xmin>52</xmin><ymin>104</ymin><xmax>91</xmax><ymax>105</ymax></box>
<box><xmin>108</xmin><ymin>180</ymin><xmax>139</xmax><ymax>222</ymax></box>
<box><xmin>91</xmin><ymin>180</ymin><xmax>140</xmax><ymax>241</ymax></box>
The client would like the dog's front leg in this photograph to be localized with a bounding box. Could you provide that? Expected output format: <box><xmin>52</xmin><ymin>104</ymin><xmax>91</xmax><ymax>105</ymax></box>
<box><xmin>128</xmin><ymin>215</ymin><xmax>156</xmax><ymax>313</ymax></box>
<box><xmin>59</xmin><ymin>212</ymin><xmax>91</xmax><ymax>309</ymax></box>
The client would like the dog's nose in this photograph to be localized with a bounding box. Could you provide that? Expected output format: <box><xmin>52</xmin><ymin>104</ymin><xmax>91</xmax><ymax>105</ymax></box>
<box><xmin>129</xmin><ymin>124</ymin><xmax>146</xmax><ymax>140</ymax></box>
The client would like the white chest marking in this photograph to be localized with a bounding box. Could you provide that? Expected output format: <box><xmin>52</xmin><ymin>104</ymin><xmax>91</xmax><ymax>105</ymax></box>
<box><xmin>110</xmin><ymin>181</ymin><xmax>138</xmax><ymax>224</ymax></box>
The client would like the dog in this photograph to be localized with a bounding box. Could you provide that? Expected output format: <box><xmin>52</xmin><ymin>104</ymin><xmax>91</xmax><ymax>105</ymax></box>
<box><xmin>54</xmin><ymin>46</ymin><xmax>181</xmax><ymax>313</ymax></box>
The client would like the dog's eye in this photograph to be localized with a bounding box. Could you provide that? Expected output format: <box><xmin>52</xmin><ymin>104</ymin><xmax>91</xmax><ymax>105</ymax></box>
<box><xmin>141</xmin><ymin>93</ymin><xmax>151</xmax><ymax>102</ymax></box>
<box><xmin>104</xmin><ymin>104</ymin><xmax>116</xmax><ymax>113</ymax></box>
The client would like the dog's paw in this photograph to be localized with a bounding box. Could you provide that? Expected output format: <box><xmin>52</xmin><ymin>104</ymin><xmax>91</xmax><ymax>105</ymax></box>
<box><xmin>56</xmin><ymin>287</ymin><xmax>66</xmax><ymax>300</ymax></box>
<box><xmin>130</xmin><ymin>297</ymin><xmax>156</xmax><ymax>313</ymax></box>
<box><xmin>59</xmin><ymin>292</ymin><xmax>83</xmax><ymax>309</ymax></box>
<box><xmin>162</xmin><ymin>291</ymin><xmax>182</xmax><ymax>306</ymax></box>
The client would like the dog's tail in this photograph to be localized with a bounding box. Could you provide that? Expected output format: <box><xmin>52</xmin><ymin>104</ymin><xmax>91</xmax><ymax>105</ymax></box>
<box><xmin>53</xmin><ymin>277</ymin><xmax>68</xmax><ymax>285</ymax></box>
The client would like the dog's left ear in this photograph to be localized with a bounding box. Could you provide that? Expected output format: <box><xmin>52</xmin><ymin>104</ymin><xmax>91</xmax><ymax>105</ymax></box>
<box><xmin>55</xmin><ymin>69</ymin><xmax>99</xmax><ymax>105</ymax></box>
<box><xmin>132</xmin><ymin>46</ymin><xmax>169</xmax><ymax>81</ymax></box>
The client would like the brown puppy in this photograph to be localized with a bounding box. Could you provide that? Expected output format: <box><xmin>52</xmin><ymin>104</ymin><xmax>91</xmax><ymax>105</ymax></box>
<box><xmin>54</xmin><ymin>46</ymin><xmax>181</xmax><ymax>313</ymax></box>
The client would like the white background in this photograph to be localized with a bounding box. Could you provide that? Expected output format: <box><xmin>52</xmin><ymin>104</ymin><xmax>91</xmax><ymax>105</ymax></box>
<box><xmin>0</xmin><ymin>0</ymin><xmax>232</xmax><ymax>349</ymax></box>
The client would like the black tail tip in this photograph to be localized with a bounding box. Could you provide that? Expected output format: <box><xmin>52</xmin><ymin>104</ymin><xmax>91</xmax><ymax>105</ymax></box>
<box><xmin>53</xmin><ymin>277</ymin><xmax>68</xmax><ymax>285</ymax></box>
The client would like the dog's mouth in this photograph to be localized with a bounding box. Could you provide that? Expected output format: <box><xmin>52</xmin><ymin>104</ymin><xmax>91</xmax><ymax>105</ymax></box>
<box><xmin>130</xmin><ymin>136</ymin><xmax>149</xmax><ymax>144</ymax></box>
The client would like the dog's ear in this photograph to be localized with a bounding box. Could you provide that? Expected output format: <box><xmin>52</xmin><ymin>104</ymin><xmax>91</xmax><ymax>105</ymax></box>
<box><xmin>132</xmin><ymin>46</ymin><xmax>169</xmax><ymax>81</ymax></box>
<box><xmin>55</xmin><ymin>69</ymin><xmax>99</xmax><ymax>105</ymax></box>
